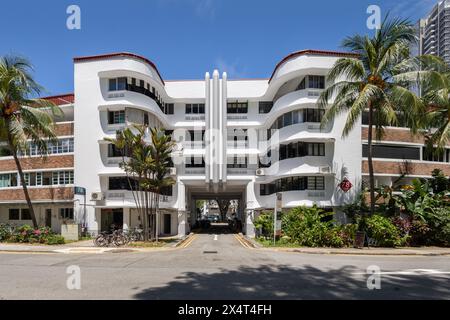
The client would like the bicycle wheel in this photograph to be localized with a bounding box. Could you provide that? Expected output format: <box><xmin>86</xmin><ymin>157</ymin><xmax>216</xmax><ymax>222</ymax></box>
<box><xmin>94</xmin><ymin>234</ymin><xmax>107</xmax><ymax>247</ymax></box>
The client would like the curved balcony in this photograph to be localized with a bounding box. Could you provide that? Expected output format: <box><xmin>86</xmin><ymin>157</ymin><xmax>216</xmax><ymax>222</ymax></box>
<box><xmin>103</xmin><ymin>190</ymin><xmax>176</xmax><ymax>209</ymax></box>
<box><xmin>256</xmin><ymin>190</ymin><xmax>333</xmax><ymax>209</ymax></box>
<box><xmin>99</xmin><ymin>90</ymin><xmax>169</xmax><ymax>127</ymax></box>
<box><xmin>256</xmin><ymin>157</ymin><xmax>334</xmax><ymax>183</ymax></box>
<box><xmin>259</xmin><ymin>122</ymin><xmax>334</xmax><ymax>154</ymax></box>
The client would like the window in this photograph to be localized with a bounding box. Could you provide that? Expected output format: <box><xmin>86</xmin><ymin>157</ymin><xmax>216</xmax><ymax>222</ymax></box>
<box><xmin>423</xmin><ymin>147</ymin><xmax>448</xmax><ymax>162</ymax></box>
<box><xmin>297</xmin><ymin>78</ymin><xmax>306</xmax><ymax>91</ymax></box>
<box><xmin>23</xmin><ymin>172</ymin><xmax>43</xmax><ymax>186</ymax></box>
<box><xmin>227</xmin><ymin>155</ymin><xmax>248</xmax><ymax>168</ymax></box>
<box><xmin>304</xmin><ymin>109</ymin><xmax>324</xmax><ymax>122</ymax></box>
<box><xmin>21</xmin><ymin>209</ymin><xmax>31</xmax><ymax>220</ymax></box>
<box><xmin>52</xmin><ymin>171</ymin><xmax>74</xmax><ymax>185</ymax></box>
<box><xmin>60</xmin><ymin>208</ymin><xmax>74</xmax><ymax>220</ymax></box>
<box><xmin>227</xmin><ymin>102</ymin><xmax>248</xmax><ymax>114</ymax></box>
<box><xmin>164</xmin><ymin>103</ymin><xmax>174</xmax><ymax>115</ymax></box>
<box><xmin>0</xmin><ymin>174</ymin><xmax>17</xmax><ymax>188</ymax></box>
<box><xmin>259</xmin><ymin>176</ymin><xmax>325</xmax><ymax>195</ymax></box>
<box><xmin>308</xmin><ymin>143</ymin><xmax>325</xmax><ymax>156</ymax></box>
<box><xmin>275</xmin><ymin>142</ymin><xmax>325</xmax><ymax>161</ymax></box>
<box><xmin>308</xmin><ymin>75</ymin><xmax>325</xmax><ymax>89</ymax></box>
<box><xmin>307</xmin><ymin>177</ymin><xmax>325</xmax><ymax>190</ymax></box>
<box><xmin>108</xmin><ymin>110</ymin><xmax>126</xmax><ymax>124</ymax></box>
<box><xmin>143</xmin><ymin>113</ymin><xmax>149</xmax><ymax>126</ymax></box>
<box><xmin>363</xmin><ymin>145</ymin><xmax>421</xmax><ymax>160</ymax></box>
<box><xmin>108</xmin><ymin>78</ymin><xmax>127</xmax><ymax>91</ymax></box>
<box><xmin>259</xmin><ymin>101</ymin><xmax>273</xmax><ymax>114</ymax></box>
<box><xmin>268</xmin><ymin>108</ymin><xmax>324</xmax><ymax>133</ymax></box>
<box><xmin>185</xmin><ymin>156</ymin><xmax>205</xmax><ymax>168</ymax></box>
<box><xmin>108</xmin><ymin>144</ymin><xmax>126</xmax><ymax>158</ymax></box>
<box><xmin>185</xmin><ymin>104</ymin><xmax>205</xmax><ymax>114</ymax></box>
<box><xmin>9</xmin><ymin>209</ymin><xmax>19</xmax><ymax>220</ymax></box>
<box><xmin>109</xmin><ymin>177</ymin><xmax>139</xmax><ymax>191</ymax></box>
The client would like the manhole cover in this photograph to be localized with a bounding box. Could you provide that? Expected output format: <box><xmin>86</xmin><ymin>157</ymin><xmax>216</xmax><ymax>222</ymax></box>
<box><xmin>203</xmin><ymin>251</ymin><xmax>218</xmax><ymax>254</ymax></box>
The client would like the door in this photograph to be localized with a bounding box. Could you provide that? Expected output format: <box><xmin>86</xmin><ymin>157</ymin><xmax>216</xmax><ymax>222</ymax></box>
<box><xmin>164</xmin><ymin>214</ymin><xmax>171</xmax><ymax>234</ymax></box>
<box><xmin>45</xmin><ymin>209</ymin><xmax>52</xmax><ymax>228</ymax></box>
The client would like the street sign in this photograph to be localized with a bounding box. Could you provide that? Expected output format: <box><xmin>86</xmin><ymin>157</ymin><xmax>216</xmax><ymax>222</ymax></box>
<box><xmin>276</xmin><ymin>192</ymin><xmax>282</xmax><ymax>213</ymax></box>
<box><xmin>339</xmin><ymin>178</ymin><xmax>353</xmax><ymax>193</ymax></box>
<box><xmin>74</xmin><ymin>186</ymin><xmax>86</xmax><ymax>195</ymax></box>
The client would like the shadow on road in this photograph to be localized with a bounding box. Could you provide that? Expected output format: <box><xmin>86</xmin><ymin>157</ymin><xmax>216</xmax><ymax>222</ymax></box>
<box><xmin>133</xmin><ymin>264</ymin><xmax>450</xmax><ymax>300</ymax></box>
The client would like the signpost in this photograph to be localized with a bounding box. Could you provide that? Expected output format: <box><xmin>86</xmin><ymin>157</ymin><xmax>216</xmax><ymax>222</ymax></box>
<box><xmin>273</xmin><ymin>193</ymin><xmax>283</xmax><ymax>245</ymax></box>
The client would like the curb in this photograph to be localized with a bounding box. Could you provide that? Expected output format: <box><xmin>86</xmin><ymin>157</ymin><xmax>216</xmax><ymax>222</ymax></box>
<box><xmin>0</xmin><ymin>249</ymin><xmax>57</xmax><ymax>254</ymax></box>
<box><xmin>260</xmin><ymin>247</ymin><xmax>450</xmax><ymax>256</ymax></box>
<box><xmin>175</xmin><ymin>233</ymin><xmax>196</xmax><ymax>248</ymax></box>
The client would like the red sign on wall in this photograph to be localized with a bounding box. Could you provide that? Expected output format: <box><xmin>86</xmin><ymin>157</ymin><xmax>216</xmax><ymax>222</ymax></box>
<box><xmin>339</xmin><ymin>178</ymin><xmax>353</xmax><ymax>193</ymax></box>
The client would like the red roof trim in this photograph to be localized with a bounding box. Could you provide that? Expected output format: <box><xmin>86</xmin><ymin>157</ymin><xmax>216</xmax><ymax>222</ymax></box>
<box><xmin>42</xmin><ymin>93</ymin><xmax>75</xmax><ymax>106</ymax></box>
<box><xmin>73</xmin><ymin>52</ymin><xmax>165</xmax><ymax>85</ymax></box>
<box><xmin>269</xmin><ymin>49</ymin><xmax>359</xmax><ymax>83</ymax></box>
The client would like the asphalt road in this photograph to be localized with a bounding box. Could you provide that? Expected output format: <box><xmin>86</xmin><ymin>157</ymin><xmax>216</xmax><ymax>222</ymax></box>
<box><xmin>0</xmin><ymin>226</ymin><xmax>449</xmax><ymax>300</ymax></box>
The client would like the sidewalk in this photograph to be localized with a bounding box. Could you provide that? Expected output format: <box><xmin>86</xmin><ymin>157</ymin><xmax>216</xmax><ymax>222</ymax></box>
<box><xmin>0</xmin><ymin>236</ymin><xmax>189</xmax><ymax>254</ymax></box>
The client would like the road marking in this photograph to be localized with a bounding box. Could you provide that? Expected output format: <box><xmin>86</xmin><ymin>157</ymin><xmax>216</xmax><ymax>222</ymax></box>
<box><xmin>233</xmin><ymin>234</ymin><xmax>253</xmax><ymax>249</ymax></box>
<box><xmin>179</xmin><ymin>234</ymin><xmax>198</xmax><ymax>248</ymax></box>
<box><xmin>213</xmin><ymin>235</ymin><xmax>218</xmax><ymax>241</ymax></box>
<box><xmin>352</xmin><ymin>269</ymin><xmax>450</xmax><ymax>276</ymax></box>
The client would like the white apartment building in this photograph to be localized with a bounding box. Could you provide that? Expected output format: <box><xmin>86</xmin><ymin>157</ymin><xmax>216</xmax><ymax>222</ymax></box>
<box><xmin>1</xmin><ymin>50</ymin><xmax>448</xmax><ymax>237</ymax></box>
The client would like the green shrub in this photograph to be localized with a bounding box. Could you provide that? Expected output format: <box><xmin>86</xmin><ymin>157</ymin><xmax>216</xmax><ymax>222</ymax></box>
<box><xmin>365</xmin><ymin>215</ymin><xmax>407</xmax><ymax>247</ymax></box>
<box><xmin>280</xmin><ymin>205</ymin><xmax>357</xmax><ymax>248</ymax></box>
<box><xmin>0</xmin><ymin>224</ymin><xmax>14</xmax><ymax>241</ymax></box>
<box><xmin>254</xmin><ymin>212</ymin><xmax>273</xmax><ymax>238</ymax></box>
<box><xmin>1</xmin><ymin>225</ymin><xmax>65</xmax><ymax>245</ymax></box>
<box><xmin>46</xmin><ymin>235</ymin><xmax>65</xmax><ymax>245</ymax></box>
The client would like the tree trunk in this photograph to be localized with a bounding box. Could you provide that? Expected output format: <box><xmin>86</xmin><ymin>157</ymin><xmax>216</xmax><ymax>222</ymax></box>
<box><xmin>8</xmin><ymin>133</ymin><xmax>38</xmax><ymax>228</ymax></box>
<box><xmin>367</xmin><ymin>105</ymin><xmax>376</xmax><ymax>215</ymax></box>
<box><xmin>143</xmin><ymin>191</ymin><xmax>149</xmax><ymax>241</ymax></box>
<box><xmin>155</xmin><ymin>192</ymin><xmax>160</xmax><ymax>243</ymax></box>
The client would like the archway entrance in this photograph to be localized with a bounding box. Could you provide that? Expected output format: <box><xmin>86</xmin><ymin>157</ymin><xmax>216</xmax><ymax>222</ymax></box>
<box><xmin>188</xmin><ymin>188</ymin><xmax>246</xmax><ymax>235</ymax></box>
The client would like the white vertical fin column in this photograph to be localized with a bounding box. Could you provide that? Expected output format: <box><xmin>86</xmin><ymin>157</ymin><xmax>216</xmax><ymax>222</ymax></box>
<box><xmin>221</xmin><ymin>72</ymin><xmax>228</xmax><ymax>185</ymax></box>
<box><xmin>205</xmin><ymin>72</ymin><xmax>211</xmax><ymax>186</ymax></box>
<box><xmin>212</xmin><ymin>70</ymin><xmax>220</xmax><ymax>189</ymax></box>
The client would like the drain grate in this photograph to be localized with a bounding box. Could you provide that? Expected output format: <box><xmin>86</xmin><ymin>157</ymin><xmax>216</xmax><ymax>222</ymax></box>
<box><xmin>203</xmin><ymin>250</ymin><xmax>218</xmax><ymax>254</ymax></box>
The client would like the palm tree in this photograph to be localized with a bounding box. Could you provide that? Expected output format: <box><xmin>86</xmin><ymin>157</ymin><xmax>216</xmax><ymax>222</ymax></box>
<box><xmin>145</xmin><ymin>128</ymin><xmax>175</xmax><ymax>242</ymax></box>
<box><xmin>413</xmin><ymin>56</ymin><xmax>450</xmax><ymax>152</ymax></box>
<box><xmin>106</xmin><ymin>126</ymin><xmax>175</xmax><ymax>242</ymax></box>
<box><xmin>318</xmin><ymin>17</ymin><xmax>422</xmax><ymax>215</ymax></box>
<box><xmin>0</xmin><ymin>56</ymin><xmax>62</xmax><ymax>228</ymax></box>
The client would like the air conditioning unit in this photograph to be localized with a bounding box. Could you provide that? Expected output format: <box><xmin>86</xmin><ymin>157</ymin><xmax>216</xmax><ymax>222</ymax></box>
<box><xmin>169</xmin><ymin>167</ymin><xmax>177</xmax><ymax>176</ymax></box>
<box><xmin>256</xmin><ymin>169</ymin><xmax>265</xmax><ymax>176</ymax></box>
<box><xmin>91</xmin><ymin>192</ymin><xmax>104</xmax><ymax>201</ymax></box>
<box><xmin>319</xmin><ymin>166</ymin><xmax>332</xmax><ymax>174</ymax></box>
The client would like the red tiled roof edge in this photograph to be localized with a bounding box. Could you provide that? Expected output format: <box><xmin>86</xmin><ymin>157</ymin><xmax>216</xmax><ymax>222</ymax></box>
<box><xmin>73</xmin><ymin>52</ymin><xmax>165</xmax><ymax>85</ymax></box>
<box><xmin>42</xmin><ymin>93</ymin><xmax>75</xmax><ymax>106</ymax></box>
<box><xmin>269</xmin><ymin>49</ymin><xmax>360</xmax><ymax>83</ymax></box>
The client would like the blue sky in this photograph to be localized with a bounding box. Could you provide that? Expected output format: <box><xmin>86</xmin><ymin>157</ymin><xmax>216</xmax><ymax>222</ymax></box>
<box><xmin>0</xmin><ymin>0</ymin><xmax>437</xmax><ymax>95</ymax></box>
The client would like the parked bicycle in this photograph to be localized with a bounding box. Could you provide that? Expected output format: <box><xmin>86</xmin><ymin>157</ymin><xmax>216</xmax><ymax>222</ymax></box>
<box><xmin>94</xmin><ymin>229</ymin><xmax>129</xmax><ymax>247</ymax></box>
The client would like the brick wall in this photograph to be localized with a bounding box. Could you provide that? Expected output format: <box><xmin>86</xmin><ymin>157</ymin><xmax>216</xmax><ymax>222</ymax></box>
<box><xmin>362</xmin><ymin>160</ymin><xmax>450</xmax><ymax>176</ymax></box>
<box><xmin>0</xmin><ymin>155</ymin><xmax>74</xmax><ymax>172</ymax></box>
<box><xmin>54</xmin><ymin>122</ymin><xmax>74</xmax><ymax>136</ymax></box>
<box><xmin>361</xmin><ymin>127</ymin><xmax>426</xmax><ymax>144</ymax></box>
<box><xmin>0</xmin><ymin>187</ymin><xmax>74</xmax><ymax>201</ymax></box>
